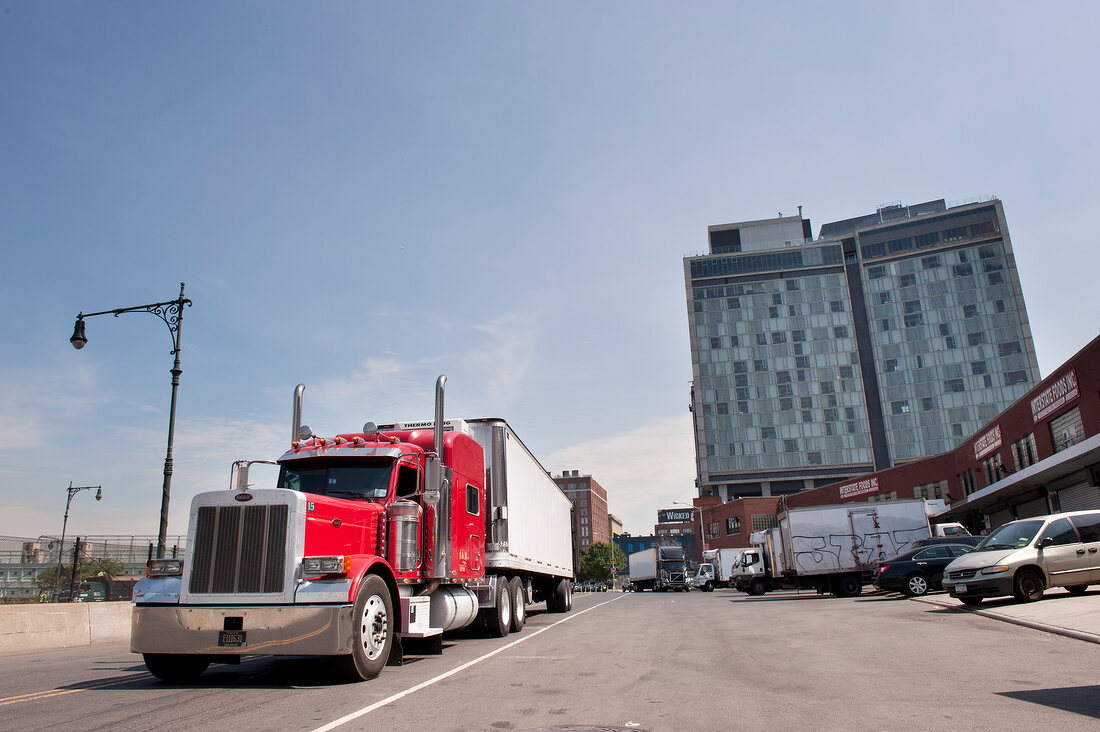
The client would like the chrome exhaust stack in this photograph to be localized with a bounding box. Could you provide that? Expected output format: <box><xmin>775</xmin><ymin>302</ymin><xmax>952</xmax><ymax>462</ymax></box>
<box><xmin>292</xmin><ymin>384</ymin><xmax>306</xmax><ymax>441</ymax></box>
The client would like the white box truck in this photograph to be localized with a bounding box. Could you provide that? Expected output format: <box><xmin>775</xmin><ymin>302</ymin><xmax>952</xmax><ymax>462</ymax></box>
<box><xmin>732</xmin><ymin>499</ymin><xmax>964</xmax><ymax>597</ymax></box>
<box><xmin>692</xmin><ymin>548</ymin><xmax>748</xmax><ymax>591</ymax></box>
<box><xmin>628</xmin><ymin>546</ymin><xmax>688</xmax><ymax>591</ymax></box>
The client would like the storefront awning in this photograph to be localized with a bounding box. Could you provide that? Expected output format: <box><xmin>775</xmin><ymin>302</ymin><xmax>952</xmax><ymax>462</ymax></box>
<box><xmin>935</xmin><ymin>432</ymin><xmax>1100</xmax><ymax>520</ymax></box>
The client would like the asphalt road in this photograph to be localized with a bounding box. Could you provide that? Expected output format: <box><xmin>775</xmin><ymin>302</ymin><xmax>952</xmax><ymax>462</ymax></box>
<box><xmin>2</xmin><ymin>589</ymin><xmax>1098</xmax><ymax>731</ymax></box>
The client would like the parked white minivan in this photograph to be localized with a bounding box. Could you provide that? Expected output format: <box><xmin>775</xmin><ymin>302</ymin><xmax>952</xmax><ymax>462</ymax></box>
<box><xmin>941</xmin><ymin>510</ymin><xmax>1100</xmax><ymax>605</ymax></box>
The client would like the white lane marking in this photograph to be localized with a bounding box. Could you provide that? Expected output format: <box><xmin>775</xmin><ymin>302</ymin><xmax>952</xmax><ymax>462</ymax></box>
<box><xmin>312</xmin><ymin>595</ymin><xmax>627</xmax><ymax>732</ymax></box>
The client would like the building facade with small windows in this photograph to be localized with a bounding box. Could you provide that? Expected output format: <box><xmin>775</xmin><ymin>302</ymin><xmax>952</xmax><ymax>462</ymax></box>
<box><xmin>553</xmin><ymin>470</ymin><xmax>610</xmax><ymax>571</ymax></box>
<box><xmin>685</xmin><ymin>198</ymin><xmax>1040</xmax><ymax>502</ymax></box>
<box><xmin>783</xmin><ymin>333</ymin><xmax>1100</xmax><ymax>531</ymax></box>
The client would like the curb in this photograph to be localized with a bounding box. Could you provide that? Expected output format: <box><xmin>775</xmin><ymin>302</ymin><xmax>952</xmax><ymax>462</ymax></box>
<box><xmin>913</xmin><ymin>595</ymin><xmax>1100</xmax><ymax>645</ymax></box>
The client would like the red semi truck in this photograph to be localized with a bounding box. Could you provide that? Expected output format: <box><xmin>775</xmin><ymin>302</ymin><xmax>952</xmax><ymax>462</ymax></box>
<box><xmin>131</xmin><ymin>376</ymin><xmax>574</xmax><ymax>682</ymax></box>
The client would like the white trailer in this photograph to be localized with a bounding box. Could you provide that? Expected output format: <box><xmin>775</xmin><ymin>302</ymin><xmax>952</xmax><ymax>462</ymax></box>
<box><xmin>387</xmin><ymin>417</ymin><xmax>576</xmax><ymax>617</ymax></box>
<box><xmin>628</xmin><ymin>546</ymin><xmax>688</xmax><ymax>591</ymax></box>
<box><xmin>466</xmin><ymin>419</ymin><xmax>575</xmax><ymax>596</ymax></box>
<box><xmin>739</xmin><ymin>499</ymin><xmax>948</xmax><ymax>597</ymax></box>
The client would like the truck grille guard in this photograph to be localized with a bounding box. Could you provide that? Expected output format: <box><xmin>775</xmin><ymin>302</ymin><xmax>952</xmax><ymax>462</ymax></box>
<box><xmin>189</xmin><ymin>503</ymin><xmax>290</xmax><ymax>594</ymax></box>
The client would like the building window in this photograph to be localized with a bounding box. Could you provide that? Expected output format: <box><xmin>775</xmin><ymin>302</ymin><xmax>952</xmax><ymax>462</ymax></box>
<box><xmin>944</xmin><ymin>378</ymin><xmax>965</xmax><ymax>393</ymax></box>
<box><xmin>726</xmin><ymin>517</ymin><xmax>741</xmax><ymax>535</ymax></box>
<box><xmin>982</xmin><ymin>453</ymin><xmax>1004</xmax><ymax>486</ymax></box>
<box><xmin>707</xmin><ymin>522</ymin><xmax>720</xmax><ymax>540</ymax></box>
<box><xmin>867</xmin><ymin>492</ymin><xmax>898</xmax><ymax>502</ymax></box>
<box><xmin>751</xmin><ymin>514</ymin><xmax>778</xmax><ymax>531</ymax></box>
<box><xmin>914</xmin><ymin>481</ymin><xmax>949</xmax><ymax>501</ymax></box>
<box><xmin>1011</xmin><ymin>433</ymin><xmax>1039</xmax><ymax>471</ymax></box>
<box><xmin>961</xmin><ymin>469</ymin><xmax>976</xmax><ymax>496</ymax></box>
<box><xmin>1050</xmin><ymin>406</ymin><xmax>1084</xmax><ymax>452</ymax></box>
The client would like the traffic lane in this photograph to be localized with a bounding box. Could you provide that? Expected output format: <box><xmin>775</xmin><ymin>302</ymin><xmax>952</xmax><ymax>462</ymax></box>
<box><xmin>0</xmin><ymin>598</ymin><xmax>607</xmax><ymax>732</ymax></box>
<box><xmin>4</xmin><ymin>590</ymin><xmax>1100</xmax><ymax>730</ymax></box>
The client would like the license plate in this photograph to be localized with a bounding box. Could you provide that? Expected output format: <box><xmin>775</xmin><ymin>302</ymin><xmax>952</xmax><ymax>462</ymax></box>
<box><xmin>218</xmin><ymin>630</ymin><xmax>247</xmax><ymax>647</ymax></box>
<box><xmin>956</xmin><ymin>584</ymin><xmax>967</xmax><ymax>594</ymax></box>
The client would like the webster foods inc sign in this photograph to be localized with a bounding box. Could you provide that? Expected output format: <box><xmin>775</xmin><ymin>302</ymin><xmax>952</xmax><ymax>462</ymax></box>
<box><xmin>1031</xmin><ymin>369</ymin><xmax>1079</xmax><ymax>423</ymax></box>
<box><xmin>838</xmin><ymin>477</ymin><xmax>879</xmax><ymax>499</ymax></box>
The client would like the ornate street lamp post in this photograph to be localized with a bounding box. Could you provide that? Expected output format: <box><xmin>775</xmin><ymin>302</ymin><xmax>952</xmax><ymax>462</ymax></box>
<box><xmin>54</xmin><ymin>481</ymin><xmax>101</xmax><ymax>600</ymax></box>
<box><xmin>70</xmin><ymin>283</ymin><xmax>192</xmax><ymax>558</ymax></box>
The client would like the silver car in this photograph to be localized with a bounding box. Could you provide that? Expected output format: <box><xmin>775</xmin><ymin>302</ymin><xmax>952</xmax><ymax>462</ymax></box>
<box><xmin>941</xmin><ymin>510</ymin><xmax>1100</xmax><ymax>605</ymax></box>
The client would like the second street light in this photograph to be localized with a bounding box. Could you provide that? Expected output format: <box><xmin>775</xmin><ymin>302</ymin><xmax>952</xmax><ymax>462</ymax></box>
<box><xmin>70</xmin><ymin>283</ymin><xmax>192</xmax><ymax>559</ymax></box>
<box><xmin>54</xmin><ymin>482</ymin><xmax>101</xmax><ymax>601</ymax></box>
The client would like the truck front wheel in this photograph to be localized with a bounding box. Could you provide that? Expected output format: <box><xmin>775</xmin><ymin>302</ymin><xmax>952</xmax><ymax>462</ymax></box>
<box><xmin>749</xmin><ymin>579</ymin><xmax>767</xmax><ymax>596</ymax></box>
<box><xmin>340</xmin><ymin>574</ymin><xmax>394</xmax><ymax>681</ymax></box>
<box><xmin>143</xmin><ymin>653</ymin><xmax>211</xmax><ymax>683</ymax></box>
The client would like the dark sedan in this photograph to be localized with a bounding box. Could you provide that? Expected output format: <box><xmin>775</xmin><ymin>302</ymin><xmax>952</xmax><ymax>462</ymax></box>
<box><xmin>873</xmin><ymin>543</ymin><xmax>974</xmax><ymax>597</ymax></box>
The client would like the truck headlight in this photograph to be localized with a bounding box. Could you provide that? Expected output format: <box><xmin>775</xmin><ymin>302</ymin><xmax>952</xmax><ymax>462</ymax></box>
<box><xmin>980</xmin><ymin>565</ymin><xmax>1010</xmax><ymax>575</ymax></box>
<box><xmin>303</xmin><ymin>556</ymin><xmax>351</xmax><ymax>575</ymax></box>
<box><xmin>147</xmin><ymin>558</ymin><xmax>183</xmax><ymax>577</ymax></box>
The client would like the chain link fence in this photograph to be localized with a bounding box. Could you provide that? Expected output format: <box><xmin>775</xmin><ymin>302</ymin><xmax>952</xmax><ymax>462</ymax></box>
<box><xmin>0</xmin><ymin>534</ymin><xmax>187</xmax><ymax>603</ymax></box>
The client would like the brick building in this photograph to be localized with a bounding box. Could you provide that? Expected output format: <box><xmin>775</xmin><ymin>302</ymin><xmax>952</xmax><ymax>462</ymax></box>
<box><xmin>685</xmin><ymin>496</ymin><xmax>781</xmax><ymax>562</ymax></box>
<box><xmin>553</xmin><ymin>470</ymin><xmax>610</xmax><ymax>570</ymax></box>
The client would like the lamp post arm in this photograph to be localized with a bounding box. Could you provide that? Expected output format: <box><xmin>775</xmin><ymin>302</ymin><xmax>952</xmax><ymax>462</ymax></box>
<box><xmin>75</xmin><ymin>283</ymin><xmax>192</xmax><ymax>356</ymax></box>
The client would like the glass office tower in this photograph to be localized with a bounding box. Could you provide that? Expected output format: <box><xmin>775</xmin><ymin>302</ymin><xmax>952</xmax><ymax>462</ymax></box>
<box><xmin>685</xmin><ymin>199</ymin><xmax>1040</xmax><ymax>502</ymax></box>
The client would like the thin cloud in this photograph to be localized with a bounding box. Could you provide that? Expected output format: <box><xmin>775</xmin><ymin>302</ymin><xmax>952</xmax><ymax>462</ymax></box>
<box><xmin>546</xmin><ymin>414</ymin><xmax>696</xmax><ymax>536</ymax></box>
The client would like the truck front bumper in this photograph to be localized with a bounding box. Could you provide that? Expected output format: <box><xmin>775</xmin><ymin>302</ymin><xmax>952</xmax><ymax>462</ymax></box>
<box><xmin>131</xmin><ymin>604</ymin><xmax>354</xmax><ymax>656</ymax></box>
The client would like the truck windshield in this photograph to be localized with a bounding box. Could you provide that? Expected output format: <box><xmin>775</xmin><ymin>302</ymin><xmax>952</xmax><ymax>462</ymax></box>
<box><xmin>278</xmin><ymin>458</ymin><xmax>394</xmax><ymax>500</ymax></box>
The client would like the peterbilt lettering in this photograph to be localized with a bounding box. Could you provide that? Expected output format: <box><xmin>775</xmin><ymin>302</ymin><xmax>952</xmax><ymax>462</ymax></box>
<box><xmin>131</xmin><ymin>376</ymin><xmax>574</xmax><ymax>683</ymax></box>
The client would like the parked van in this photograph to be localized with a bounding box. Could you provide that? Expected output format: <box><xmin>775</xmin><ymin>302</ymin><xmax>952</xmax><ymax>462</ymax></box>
<box><xmin>941</xmin><ymin>510</ymin><xmax>1100</xmax><ymax>605</ymax></box>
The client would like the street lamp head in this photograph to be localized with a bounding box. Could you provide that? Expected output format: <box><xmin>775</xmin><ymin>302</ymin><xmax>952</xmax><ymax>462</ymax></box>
<box><xmin>70</xmin><ymin>318</ymin><xmax>87</xmax><ymax>350</ymax></box>
<box><xmin>95</xmin><ymin>487</ymin><xmax>102</xmax><ymax>501</ymax></box>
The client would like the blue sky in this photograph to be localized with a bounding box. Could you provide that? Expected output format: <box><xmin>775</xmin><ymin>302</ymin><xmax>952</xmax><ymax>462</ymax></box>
<box><xmin>1</xmin><ymin>2</ymin><xmax>1098</xmax><ymax>540</ymax></box>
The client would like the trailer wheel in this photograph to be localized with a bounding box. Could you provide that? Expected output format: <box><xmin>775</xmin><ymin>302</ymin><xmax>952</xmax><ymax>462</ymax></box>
<box><xmin>340</xmin><ymin>574</ymin><xmax>394</xmax><ymax>681</ymax></box>
<box><xmin>143</xmin><ymin>653</ymin><xmax>211</xmax><ymax>683</ymax></box>
<box><xmin>546</xmin><ymin>577</ymin><xmax>571</xmax><ymax>612</ymax></box>
<box><xmin>480</xmin><ymin>577</ymin><xmax>512</xmax><ymax>637</ymax></box>
<box><xmin>834</xmin><ymin>575</ymin><xmax>862</xmax><ymax>598</ymax></box>
<box><xmin>508</xmin><ymin>576</ymin><xmax>526</xmax><ymax>632</ymax></box>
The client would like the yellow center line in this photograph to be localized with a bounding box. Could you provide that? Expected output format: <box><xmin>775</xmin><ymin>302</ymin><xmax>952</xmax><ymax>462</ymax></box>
<box><xmin>0</xmin><ymin>674</ymin><xmax>152</xmax><ymax>707</ymax></box>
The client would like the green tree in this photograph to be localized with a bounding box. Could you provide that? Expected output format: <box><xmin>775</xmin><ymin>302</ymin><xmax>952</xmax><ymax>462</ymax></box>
<box><xmin>578</xmin><ymin>541</ymin><xmax>628</xmax><ymax>584</ymax></box>
<box><xmin>35</xmin><ymin>557</ymin><xmax>127</xmax><ymax>595</ymax></box>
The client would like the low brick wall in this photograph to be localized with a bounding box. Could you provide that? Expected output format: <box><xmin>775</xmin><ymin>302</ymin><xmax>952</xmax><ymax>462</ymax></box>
<box><xmin>0</xmin><ymin>602</ymin><xmax>131</xmax><ymax>654</ymax></box>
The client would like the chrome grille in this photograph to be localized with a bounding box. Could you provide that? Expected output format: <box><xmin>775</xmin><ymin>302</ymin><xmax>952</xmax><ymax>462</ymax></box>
<box><xmin>947</xmin><ymin>569</ymin><xmax>977</xmax><ymax>581</ymax></box>
<box><xmin>190</xmin><ymin>504</ymin><xmax>288</xmax><ymax>594</ymax></box>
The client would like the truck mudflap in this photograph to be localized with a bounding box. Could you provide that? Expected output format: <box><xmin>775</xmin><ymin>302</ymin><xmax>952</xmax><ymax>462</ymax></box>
<box><xmin>131</xmin><ymin>604</ymin><xmax>354</xmax><ymax>656</ymax></box>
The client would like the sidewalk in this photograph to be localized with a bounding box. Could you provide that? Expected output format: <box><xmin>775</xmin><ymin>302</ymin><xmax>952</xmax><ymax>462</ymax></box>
<box><xmin>915</xmin><ymin>588</ymin><xmax>1100</xmax><ymax>644</ymax></box>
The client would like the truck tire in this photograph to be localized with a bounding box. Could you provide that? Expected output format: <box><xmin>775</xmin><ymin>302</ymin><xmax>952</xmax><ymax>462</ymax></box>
<box><xmin>749</xmin><ymin>580</ymin><xmax>767</xmax><ymax>596</ymax></box>
<box><xmin>508</xmin><ymin>576</ymin><xmax>526</xmax><ymax>632</ymax></box>
<box><xmin>834</xmin><ymin>575</ymin><xmax>862</xmax><ymax>598</ymax></box>
<box><xmin>480</xmin><ymin>577</ymin><xmax>512</xmax><ymax>637</ymax></box>
<box><xmin>704</xmin><ymin>581</ymin><xmax>714</xmax><ymax>592</ymax></box>
<box><xmin>143</xmin><ymin>653</ymin><xmax>211</xmax><ymax>683</ymax></box>
<box><xmin>340</xmin><ymin>574</ymin><xmax>394</xmax><ymax>681</ymax></box>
